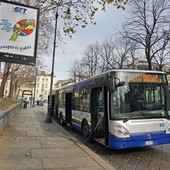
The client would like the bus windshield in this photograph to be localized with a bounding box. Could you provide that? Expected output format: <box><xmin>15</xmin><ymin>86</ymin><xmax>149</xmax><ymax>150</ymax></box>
<box><xmin>110</xmin><ymin>72</ymin><xmax>167</xmax><ymax>120</ymax></box>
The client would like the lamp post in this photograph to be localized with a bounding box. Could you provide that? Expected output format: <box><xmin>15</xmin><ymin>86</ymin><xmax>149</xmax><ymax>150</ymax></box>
<box><xmin>45</xmin><ymin>7</ymin><xmax>71</xmax><ymax>123</ymax></box>
<box><xmin>32</xmin><ymin>67</ymin><xmax>38</xmax><ymax>107</ymax></box>
<box><xmin>45</xmin><ymin>12</ymin><xmax>59</xmax><ymax>123</ymax></box>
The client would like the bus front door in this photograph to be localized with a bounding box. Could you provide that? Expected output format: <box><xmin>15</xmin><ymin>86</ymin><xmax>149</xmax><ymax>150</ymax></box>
<box><xmin>91</xmin><ymin>86</ymin><xmax>108</xmax><ymax>145</ymax></box>
<box><xmin>65</xmin><ymin>93</ymin><xmax>72</xmax><ymax>125</ymax></box>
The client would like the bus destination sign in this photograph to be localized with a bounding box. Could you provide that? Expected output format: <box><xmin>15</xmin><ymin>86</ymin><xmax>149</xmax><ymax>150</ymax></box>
<box><xmin>129</xmin><ymin>74</ymin><xmax>163</xmax><ymax>83</ymax></box>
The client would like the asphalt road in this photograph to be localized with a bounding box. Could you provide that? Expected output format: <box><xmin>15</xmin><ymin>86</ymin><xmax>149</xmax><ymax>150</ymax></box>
<box><xmin>38</xmin><ymin>104</ymin><xmax>170</xmax><ymax>170</ymax></box>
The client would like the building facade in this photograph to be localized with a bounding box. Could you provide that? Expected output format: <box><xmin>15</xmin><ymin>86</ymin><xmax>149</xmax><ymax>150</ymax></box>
<box><xmin>35</xmin><ymin>70</ymin><xmax>56</xmax><ymax>101</ymax></box>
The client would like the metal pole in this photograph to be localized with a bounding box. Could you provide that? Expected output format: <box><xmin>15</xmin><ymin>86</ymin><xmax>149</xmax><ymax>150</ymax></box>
<box><xmin>45</xmin><ymin>12</ymin><xmax>58</xmax><ymax>123</ymax></box>
<box><xmin>32</xmin><ymin>68</ymin><xmax>37</xmax><ymax>107</ymax></box>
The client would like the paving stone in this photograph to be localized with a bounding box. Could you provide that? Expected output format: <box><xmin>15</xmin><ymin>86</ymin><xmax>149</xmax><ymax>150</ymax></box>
<box><xmin>0</xmin><ymin>107</ymin><xmax>114</xmax><ymax>170</ymax></box>
<box><xmin>42</xmin><ymin>157</ymin><xmax>99</xmax><ymax>169</ymax></box>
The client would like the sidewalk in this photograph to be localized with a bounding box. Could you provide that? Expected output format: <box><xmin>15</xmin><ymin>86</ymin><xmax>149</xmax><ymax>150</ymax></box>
<box><xmin>0</xmin><ymin>106</ymin><xmax>114</xmax><ymax>170</ymax></box>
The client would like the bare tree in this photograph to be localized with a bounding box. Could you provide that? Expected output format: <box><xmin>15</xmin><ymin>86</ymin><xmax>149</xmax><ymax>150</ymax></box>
<box><xmin>153</xmin><ymin>45</ymin><xmax>170</xmax><ymax>71</ymax></box>
<box><xmin>68</xmin><ymin>35</ymin><xmax>138</xmax><ymax>80</ymax></box>
<box><xmin>0</xmin><ymin>63</ymin><xmax>35</xmax><ymax>99</ymax></box>
<box><xmin>68</xmin><ymin>60</ymin><xmax>86</xmax><ymax>82</ymax></box>
<box><xmin>112</xmin><ymin>35</ymin><xmax>137</xmax><ymax>69</ymax></box>
<box><xmin>123</xmin><ymin>0</ymin><xmax>170</xmax><ymax>70</ymax></box>
<box><xmin>99</xmin><ymin>38</ymin><xmax>116</xmax><ymax>71</ymax></box>
<box><xmin>9</xmin><ymin>64</ymin><xmax>21</xmax><ymax>99</ymax></box>
<box><xmin>0</xmin><ymin>63</ymin><xmax>11</xmax><ymax>98</ymax></box>
<box><xmin>68</xmin><ymin>42</ymin><xmax>101</xmax><ymax>80</ymax></box>
<box><xmin>8</xmin><ymin>65</ymin><xmax>35</xmax><ymax>99</ymax></box>
<box><xmin>81</xmin><ymin>43</ymin><xmax>101</xmax><ymax>77</ymax></box>
<box><xmin>99</xmin><ymin>35</ymin><xmax>137</xmax><ymax>70</ymax></box>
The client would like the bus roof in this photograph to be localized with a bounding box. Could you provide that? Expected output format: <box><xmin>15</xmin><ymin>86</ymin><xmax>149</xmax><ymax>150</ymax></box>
<box><xmin>59</xmin><ymin>69</ymin><xmax>166</xmax><ymax>92</ymax></box>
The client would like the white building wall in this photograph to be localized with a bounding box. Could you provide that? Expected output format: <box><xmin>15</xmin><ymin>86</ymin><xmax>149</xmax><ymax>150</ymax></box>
<box><xmin>35</xmin><ymin>72</ymin><xmax>56</xmax><ymax>101</ymax></box>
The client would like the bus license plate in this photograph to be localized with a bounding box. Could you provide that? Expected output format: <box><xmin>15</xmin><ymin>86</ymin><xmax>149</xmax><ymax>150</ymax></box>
<box><xmin>145</xmin><ymin>141</ymin><xmax>153</xmax><ymax>146</ymax></box>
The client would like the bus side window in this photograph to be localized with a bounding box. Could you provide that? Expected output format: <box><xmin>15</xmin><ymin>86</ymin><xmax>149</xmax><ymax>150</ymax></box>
<box><xmin>73</xmin><ymin>88</ymin><xmax>90</xmax><ymax>112</ymax></box>
<box><xmin>79</xmin><ymin>88</ymin><xmax>90</xmax><ymax>112</ymax></box>
<box><xmin>72</xmin><ymin>95</ymin><xmax>75</xmax><ymax>110</ymax></box>
<box><xmin>59</xmin><ymin>92</ymin><xmax>65</xmax><ymax>108</ymax></box>
<box><xmin>73</xmin><ymin>90</ymin><xmax>80</xmax><ymax>111</ymax></box>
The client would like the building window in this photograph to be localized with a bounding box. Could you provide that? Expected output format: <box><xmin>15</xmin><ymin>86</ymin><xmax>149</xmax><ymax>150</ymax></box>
<box><xmin>45</xmin><ymin>90</ymin><xmax>47</xmax><ymax>95</ymax></box>
<box><xmin>45</xmin><ymin>84</ymin><xmax>48</xmax><ymax>88</ymax></box>
<box><xmin>46</xmin><ymin>78</ymin><xmax>48</xmax><ymax>82</ymax></box>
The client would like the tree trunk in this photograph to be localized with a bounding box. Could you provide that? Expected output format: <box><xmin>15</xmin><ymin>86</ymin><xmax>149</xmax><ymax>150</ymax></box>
<box><xmin>0</xmin><ymin>63</ymin><xmax>11</xmax><ymax>98</ymax></box>
<box><xmin>146</xmin><ymin>50</ymin><xmax>152</xmax><ymax>70</ymax></box>
<box><xmin>9</xmin><ymin>71</ymin><xmax>14</xmax><ymax>99</ymax></box>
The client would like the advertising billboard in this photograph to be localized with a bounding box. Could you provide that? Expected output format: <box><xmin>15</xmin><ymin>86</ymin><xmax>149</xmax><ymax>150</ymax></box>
<box><xmin>0</xmin><ymin>0</ymin><xmax>39</xmax><ymax>65</ymax></box>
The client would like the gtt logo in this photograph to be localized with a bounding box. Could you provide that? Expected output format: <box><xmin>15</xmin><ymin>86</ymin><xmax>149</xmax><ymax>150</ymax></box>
<box><xmin>13</xmin><ymin>7</ymin><xmax>27</xmax><ymax>14</ymax></box>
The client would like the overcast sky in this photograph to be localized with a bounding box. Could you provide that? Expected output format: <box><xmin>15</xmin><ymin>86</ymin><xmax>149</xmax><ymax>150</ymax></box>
<box><xmin>43</xmin><ymin>5</ymin><xmax>129</xmax><ymax>80</ymax></box>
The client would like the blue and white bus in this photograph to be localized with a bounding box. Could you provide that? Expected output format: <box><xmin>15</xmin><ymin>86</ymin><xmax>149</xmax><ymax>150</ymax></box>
<box><xmin>56</xmin><ymin>70</ymin><xmax>170</xmax><ymax>149</ymax></box>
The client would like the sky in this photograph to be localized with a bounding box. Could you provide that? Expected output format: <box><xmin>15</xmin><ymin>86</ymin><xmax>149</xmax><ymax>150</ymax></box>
<box><xmin>43</xmin><ymin>5</ymin><xmax>129</xmax><ymax>81</ymax></box>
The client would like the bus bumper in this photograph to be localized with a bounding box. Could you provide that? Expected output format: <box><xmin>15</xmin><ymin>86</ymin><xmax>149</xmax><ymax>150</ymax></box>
<box><xmin>108</xmin><ymin>132</ymin><xmax>170</xmax><ymax>149</ymax></box>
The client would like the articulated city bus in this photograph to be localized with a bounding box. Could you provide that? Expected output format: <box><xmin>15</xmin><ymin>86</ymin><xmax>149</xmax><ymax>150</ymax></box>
<box><xmin>56</xmin><ymin>70</ymin><xmax>170</xmax><ymax>149</ymax></box>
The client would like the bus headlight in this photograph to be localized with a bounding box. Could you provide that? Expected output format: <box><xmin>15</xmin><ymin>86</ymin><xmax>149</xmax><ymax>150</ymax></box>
<box><xmin>111</xmin><ymin>123</ymin><xmax>130</xmax><ymax>138</ymax></box>
<box><xmin>166</xmin><ymin>124</ymin><xmax>170</xmax><ymax>134</ymax></box>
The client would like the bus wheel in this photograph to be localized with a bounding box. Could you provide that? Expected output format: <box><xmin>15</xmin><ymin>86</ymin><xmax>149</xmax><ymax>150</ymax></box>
<box><xmin>82</xmin><ymin>120</ymin><xmax>91</xmax><ymax>141</ymax></box>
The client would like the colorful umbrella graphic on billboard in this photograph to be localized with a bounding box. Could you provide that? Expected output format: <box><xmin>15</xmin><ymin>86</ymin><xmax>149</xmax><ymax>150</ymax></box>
<box><xmin>9</xmin><ymin>19</ymin><xmax>35</xmax><ymax>41</ymax></box>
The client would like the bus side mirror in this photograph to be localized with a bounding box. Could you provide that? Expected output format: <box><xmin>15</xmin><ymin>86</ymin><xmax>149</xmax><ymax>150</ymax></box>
<box><xmin>116</xmin><ymin>81</ymin><xmax>125</xmax><ymax>87</ymax></box>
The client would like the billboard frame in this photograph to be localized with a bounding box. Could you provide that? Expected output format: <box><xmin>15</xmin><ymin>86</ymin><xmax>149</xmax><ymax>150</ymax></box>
<box><xmin>0</xmin><ymin>0</ymin><xmax>39</xmax><ymax>66</ymax></box>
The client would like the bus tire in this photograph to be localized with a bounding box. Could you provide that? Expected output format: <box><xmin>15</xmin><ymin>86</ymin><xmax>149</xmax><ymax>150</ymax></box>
<box><xmin>82</xmin><ymin>120</ymin><xmax>91</xmax><ymax>141</ymax></box>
